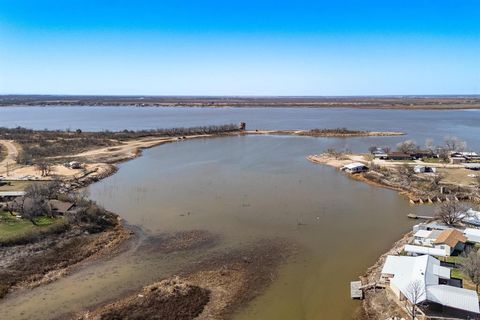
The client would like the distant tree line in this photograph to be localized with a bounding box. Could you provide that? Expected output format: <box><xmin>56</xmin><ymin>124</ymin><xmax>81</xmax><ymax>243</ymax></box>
<box><xmin>308</xmin><ymin>127</ymin><xmax>366</xmax><ymax>135</ymax></box>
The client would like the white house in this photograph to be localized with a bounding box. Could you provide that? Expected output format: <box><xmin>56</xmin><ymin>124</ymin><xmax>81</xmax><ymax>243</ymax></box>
<box><xmin>411</xmin><ymin>229</ymin><xmax>442</xmax><ymax>246</ymax></box>
<box><xmin>406</xmin><ymin>229</ymin><xmax>467</xmax><ymax>257</ymax></box>
<box><xmin>381</xmin><ymin>255</ymin><xmax>480</xmax><ymax>314</ymax></box>
<box><xmin>372</xmin><ymin>148</ymin><xmax>389</xmax><ymax>159</ymax></box>
<box><xmin>341</xmin><ymin>162</ymin><xmax>368</xmax><ymax>174</ymax></box>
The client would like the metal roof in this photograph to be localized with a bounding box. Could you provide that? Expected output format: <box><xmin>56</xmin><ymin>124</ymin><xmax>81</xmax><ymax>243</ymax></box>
<box><xmin>0</xmin><ymin>191</ymin><xmax>26</xmax><ymax>197</ymax></box>
<box><xmin>464</xmin><ymin>228</ymin><xmax>480</xmax><ymax>243</ymax></box>
<box><xmin>381</xmin><ymin>255</ymin><xmax>480</xmax><ymax>313</ymax></box>
<box><xmin>342</xmin><ymin>162</ymin><xmax>367</xmax><ymax>169</ymax></box>
<box><xmin>404</xmin><ymin>244</ymin><xmax>447</xmax><ymax>257</ymax></box>
<box><xmin>427</xmin><ymin>285</ymin><xmax>480</xmax><ymax>314</ymax></box>
<box><xmin>414</xmin><ymin>230</ymin><xmax>432</xmax><ymax>238</ymax></box>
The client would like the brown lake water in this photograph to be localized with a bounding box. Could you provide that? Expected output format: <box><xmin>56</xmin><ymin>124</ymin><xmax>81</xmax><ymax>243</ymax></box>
<box><xmin>0</xmin><ymin>106</ymin><xmax>479</xmax><ymax>319</ymax></box>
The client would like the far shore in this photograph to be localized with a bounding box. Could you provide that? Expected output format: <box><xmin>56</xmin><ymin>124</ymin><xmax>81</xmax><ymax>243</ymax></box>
<box><xmin>2</xmin><ymin>95</ymin><xmax>480</xmax><ymax>110</ymax></box>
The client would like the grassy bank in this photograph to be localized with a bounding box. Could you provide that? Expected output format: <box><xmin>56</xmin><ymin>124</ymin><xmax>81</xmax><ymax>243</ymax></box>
<box><xmin>0</xmin><ymin>211</ymin><xmax>66</xmax><ymax>245</ymax></box>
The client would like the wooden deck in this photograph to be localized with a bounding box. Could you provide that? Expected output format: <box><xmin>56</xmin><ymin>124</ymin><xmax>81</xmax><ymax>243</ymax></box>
<box><xmin>350</xmin><ymin>281</ymin><xmax>386</xmax><ymax>299</ymax></box>
<box><xmin>350</xmin><ymin>281</ymin><xmax>363</xmax><ymax>299</ymax></box>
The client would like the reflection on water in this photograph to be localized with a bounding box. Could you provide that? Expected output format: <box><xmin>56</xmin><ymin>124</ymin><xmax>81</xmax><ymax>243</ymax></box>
<box><xmin>0</xmin><ymin>135</ymin><xmax>437</xmax><ymax>320</ymax></box>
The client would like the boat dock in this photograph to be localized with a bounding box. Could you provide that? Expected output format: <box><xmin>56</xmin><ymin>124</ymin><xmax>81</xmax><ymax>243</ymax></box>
<box><xmin>407</xmin><ymin>213</ymin><xmax>434</xmax><ymax>220</ymax></box>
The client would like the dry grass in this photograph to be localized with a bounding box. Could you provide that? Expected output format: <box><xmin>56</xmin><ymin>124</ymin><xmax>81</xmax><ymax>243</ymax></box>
<box><xmin>438</xmin><ymin>167</ymin><xmax>479</xmax><ymax>187</ymax></box>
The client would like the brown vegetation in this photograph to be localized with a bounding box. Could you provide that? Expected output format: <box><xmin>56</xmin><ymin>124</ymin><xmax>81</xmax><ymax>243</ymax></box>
<box><xmin>0</xmin><ymin>124</ymin><xmax>241</xmax><ymax>165</ymax></box>
<box><xmin>78</xmin><ymin>238</ymin><xmax>293</xmax><ymax>320</ymax></box>
<box><xmin>82</xmin><ymin>278</ymin><xmax>210</xmax><ymax>320</ymax></box>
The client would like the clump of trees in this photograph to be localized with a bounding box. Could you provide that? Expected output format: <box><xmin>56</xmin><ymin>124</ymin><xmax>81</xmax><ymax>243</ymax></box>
<box><xmin>323</xmin><ymin>148</ymin><xmax>351</xmax><ymax>160</ymax></box>
<box><xmin>396</xmin><ymin>140</ymin><xmax>419</xmax><ymax>154</ymax></box>
<box><xmin>6</xmin><ymin>180</ymin><xmax>61</xmax><ymax>224</ymax></box>
<box><xmin>63</xmin><ymin>194</ymin><xmax>117</xmax><ymax>233</ymax></box>
<box><xmin>444</xmin><ymin>135</ymin><xmax>467</xmax><ymax>152</ymax></box>
<box><xmin>308</xmin><ymin>128</ymin><xmax>367</xmax><ymax>135</ymax></box>
<box><xmin>5</xmin><ymin>180</ymin><xmax>115</xmax><ymax>232</ymax></box>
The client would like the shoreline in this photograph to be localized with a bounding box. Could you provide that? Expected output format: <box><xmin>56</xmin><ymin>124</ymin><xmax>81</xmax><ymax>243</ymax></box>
<box><xmin>0</xmin><ymin>130</ymin><xmax>302</xmax><ymax>319</ymax></box>
<box><xmin>307</xmin><ymin>153</ymin><xmax>480</xmax><ymax>204</ymax></box>
<box><xmin>0</xmin><ymin>129</ymin><xmax>403</xmax><ymax>183</ymax></box>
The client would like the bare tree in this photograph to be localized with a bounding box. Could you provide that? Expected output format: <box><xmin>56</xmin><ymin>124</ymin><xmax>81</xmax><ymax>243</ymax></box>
<box><xmin>35</xmin><ymin>161</ymin><xmax>52</xmax><ymax>177</ymax></box>
<box><xmin>405</xmin><ymin>280</ymin><xmax>425</xmax><ymax>320</ymax></box>
<box><xmin>444</xmin><ymin>135</ymin><xmax>467</xmax><ymax>152</ymax></box>
<box><xmin>437</xmin><ymin>147</ymin><xmax>450</xmax><ymax>162</ymax></box>
<box><xmin>398</xmin><ymin>163</ymin><xmax>414</xmax><ymax>181</ymax></box>
<box><xmin>459</xmin><ymin>249</ymin><xmax>480</xmax><ymax>293</ymax></box>
<box><xmin>397</xmin><ymin>140</ymin><xmax>418</xmax><ymax>154</ymax></box>
<box><xmin>425</xmin><ymin>138</ymin><xmax>435</xmax><ymax>153</ymax></box>
<box><xmin>431</xmin><ymin>173</ymin><xmax>444</xmax><ymax>190</ymax></box>
<box><xmin>368</xmin><ymin>146</ymin><xmax>378</xmax><ymax>154</ymax></box>
<box><xmin>435</xmin><ymin>202</ymin><xmax>467</xmax><ymax>225</ymax></box>
<box><xmin>324</xmin><ymin>148</ymin><xmax>344</xmax><ymax>159</ymax></box>
<box><xmin>25</xmin><ymin>180</ymin><xmax>60</xmax><ymax>201</ymax></box>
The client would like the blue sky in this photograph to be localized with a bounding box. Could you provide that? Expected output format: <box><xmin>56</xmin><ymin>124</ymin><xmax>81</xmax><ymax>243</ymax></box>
<box><xmin>0</xmin><ymin>0</ymin><xmax>479</xmax><ymax>95</ymax></box>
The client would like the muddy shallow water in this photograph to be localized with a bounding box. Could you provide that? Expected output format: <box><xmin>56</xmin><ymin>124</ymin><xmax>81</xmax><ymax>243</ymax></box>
<box><xmin>1</xmin><ymin>106</ymin><xmax>479</xmax><ymax>319</ymax></box>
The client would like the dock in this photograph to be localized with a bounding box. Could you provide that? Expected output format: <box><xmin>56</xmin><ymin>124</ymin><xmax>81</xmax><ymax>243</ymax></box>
<box><xmin>407</xmin><ymin>213</ymin><xmax>434</xmax><ymax>220</ymax></box>
<box><xmin>350</xmin><ymin>281</ymin><xmax>386</xmax><ymax>299</ymax></box>
<box><xmin>350</xmin><ymin>281</ymin><xmax>363</xmax><ymax>299</ymax></box>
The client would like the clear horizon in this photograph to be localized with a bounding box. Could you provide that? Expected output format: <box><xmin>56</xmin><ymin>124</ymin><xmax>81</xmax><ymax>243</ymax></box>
<box><xmin>1</xmin><ymin>1</ymin><xmax>479</xmax><ymax>96</ymax></box>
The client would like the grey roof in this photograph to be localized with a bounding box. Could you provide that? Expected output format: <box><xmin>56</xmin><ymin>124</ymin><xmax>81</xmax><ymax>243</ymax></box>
<box><xmin>0</xmin><ymin>191</ymin><xmax>26</xmax><ymax>197</ymax></box>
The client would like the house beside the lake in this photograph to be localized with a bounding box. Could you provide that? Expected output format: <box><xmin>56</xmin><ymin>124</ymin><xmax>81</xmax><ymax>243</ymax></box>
<box><xmin>381</xmin><ymin>255</ymin><xmax>480</xmax><ymax>316</ymax></box>
<box><xmin>341</xmin><ymin>162</ymin><xmax>368</xmax><ymax>174</ymax></box>
<box><xmin>404</xmin><ymin>228</ymin><xmax>467</xmax><ymax>257</ymax></box>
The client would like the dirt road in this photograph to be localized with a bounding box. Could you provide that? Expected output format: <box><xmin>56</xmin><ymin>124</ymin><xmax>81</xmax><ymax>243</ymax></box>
<box><xmin>0</xmin><ymin>140</ymin><xmax>19</xmax><ymax>175</ymax></box>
